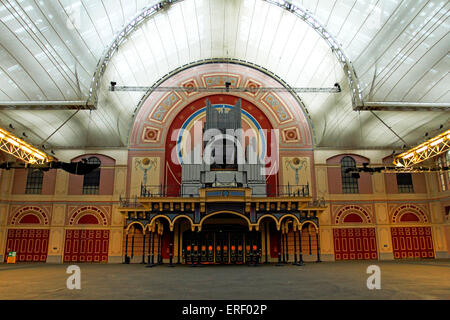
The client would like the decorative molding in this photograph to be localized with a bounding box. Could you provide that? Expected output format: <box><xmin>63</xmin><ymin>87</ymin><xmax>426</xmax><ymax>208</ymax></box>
<box><xmin>390</xmin><ymin>204</ymin><xmax>429</xmax><ymax>224</ymax></box>
<box><xmin>201</xmin><ymin>73</ymin><xmax>241</xmax><ymax>88</ymax></box>
<box><xmin>149</xmin><ymin>91</ymin><xmax>183</xmax><ymax>123</ymax></box>
<box><xmin>260</xmin><ymin>92</ymin><xmax>292</xmax><ymax>124</ymax></box>
<box><xmin>334</xmin><ymin>205</ymin><xmax>373</xmax><ymax>224</ymax></box>
<box><xmin>282</xmin><ymin>127</ymin><xmax>301</xmax><ymax>143</ymax></box>
<box><xmin>181</xmin><ymin>78</ymin><xmax>200</xmax><ymax>97</ymax></box>
<box><xmin>243</xmin><ymin>79</ymin><xmax>262</xmax><ymax>97</ymax></box>
<box><xmin>10</xmin><ymin>206</ymin><xmax>49</xmax><ymax>225</ymax></box>
<box><xmin>142</xmin><ymin>126</ymin><xmax>161</xmax><ymax>143</ymax></box>
<box><xmin>67</xmin><ymin>206</ymin><xmax>110</xmax><ymax>226</ymax></box>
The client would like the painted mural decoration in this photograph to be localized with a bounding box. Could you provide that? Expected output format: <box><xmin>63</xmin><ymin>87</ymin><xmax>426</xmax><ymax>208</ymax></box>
<box><xmin>283</xmin><ymin>157</ymin><xmax>311</xmax><ymax>194</ymax></box>
<box><xmin>130</xmin><ymin>157</ymin><xmax>160</xmax><ymax>196</ymax></box>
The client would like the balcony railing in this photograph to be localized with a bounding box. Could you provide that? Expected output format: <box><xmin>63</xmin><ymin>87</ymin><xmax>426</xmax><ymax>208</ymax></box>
<box><xmin>139</xmin><ymin>184</ymin><xmax>310</xmax><ymax>198</ymax></box>
<box><xmin>119</xmin><ymin>196</ymin><xmax>143</xmax><ymax>208</ymax></box>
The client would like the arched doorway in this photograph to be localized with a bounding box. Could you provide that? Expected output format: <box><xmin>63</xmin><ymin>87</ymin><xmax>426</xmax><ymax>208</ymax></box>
<box><xmin>301</xmin><ymin>222</ymin><xmax>319</xmax><ymax>262</ymax></box>
<box><xmin>183</xmin><ymin>212</ymin><xmax>259</xmax><ymax>265</ymax></box>
<box><xmin>257</xmin><ymin>216</ymin><xmax>278</xmax><ymax>263</ymax></box>
<box><xmin>172</xmin><ymin>216</ymin><xmax>194</xmax><ymax>264</ymax></box>
<box><xmin>123</xmin><ymin>223</ymin><xmax>145</xmax><ymax>264</ymax></box>
<box><xmin>149</xmin><ymin>217</ymin><xmax>171</xmax><ymax>265</ymax></box>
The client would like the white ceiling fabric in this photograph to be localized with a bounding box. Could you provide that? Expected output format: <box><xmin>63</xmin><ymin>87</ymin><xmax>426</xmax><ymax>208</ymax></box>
<box><xmin>0</xmin><ymin>0</ymin><xmax>448</xmax><ymax>149</ymax></box>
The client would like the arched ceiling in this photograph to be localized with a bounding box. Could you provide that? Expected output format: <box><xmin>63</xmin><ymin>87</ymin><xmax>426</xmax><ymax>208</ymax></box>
<box><xmin>0</xmin><ymin>0</ymin><xmax>448</xmax><ymax>151</ymax></box>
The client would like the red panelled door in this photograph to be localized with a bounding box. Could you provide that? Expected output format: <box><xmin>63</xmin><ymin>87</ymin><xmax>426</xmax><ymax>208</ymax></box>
<box><xmin>64</xmin><ymin>229</ymin><xmax>109</xmax><ymax>263</ymax></box>
<box><xmin>391</xmin><ymin>227</ymin><xmax>434</xmax><ymax>259</ymax></box>
<box><xmin>333</xmin><ymin>228</ymin><xmax>378</xmax><ymax>260</ymax></box>
<box><xmin>4</xmin><ymin>229</ymin><xmax>49</xmax><ymax>262</ymax></box>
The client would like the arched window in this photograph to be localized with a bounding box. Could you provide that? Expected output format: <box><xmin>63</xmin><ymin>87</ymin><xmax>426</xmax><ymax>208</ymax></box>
<box><xmin>82</xmin><ymin>157</ymin><xmax>101</xmax><ymax>194</ymax></box>
<box><xmin>341</xmin><ymin>156</ymin><xmax>358</xmax><ymax>194</ymax></box>
<box><xmin>397</xmin><ymin>173</ymin><xmax>414</xmax><ymax>193</ymax></box>
<box><xmin>25</xmin><ymin>169</ymin><xmax>43</xmax><ymax>194</ymax></box>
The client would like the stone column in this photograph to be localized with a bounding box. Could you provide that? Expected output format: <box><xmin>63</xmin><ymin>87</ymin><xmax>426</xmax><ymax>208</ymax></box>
<box><xmin>108</xmin><ymin>167</ymin><xmax>127</xmax><ymax>263</ymax></box>
<box><xmin>0</xmin><ymin>204</ymin><xmax>8</xmax><ymax>263</ymax></box>
<box><xmin>108</xmin><ymin>205</ymin><xmax>125</xmax><ymax>263</ymax></box>
<box><xmin>46</xmin><ymin>204</ymin><xmax>66</xmax><ymax>263</ymax></box>
<box><xmin>375</xmin><ymin>203</ymin><xmax>394</xmax><ymax>260</ymax></box>
<box><xmin>430</xmin><ymin>202</ymin><xmax>449</xmax><ymax>259</ymax></box>
<box><xmin>318</xmin><ymin>207</ymin><xmax>334</xmax><ymax>261</ymax></box>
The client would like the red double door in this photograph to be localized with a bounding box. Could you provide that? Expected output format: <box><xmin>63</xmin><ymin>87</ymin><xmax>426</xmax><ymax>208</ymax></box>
<box><xmin>391</xmin><ymin>227</ymin><xmax>434</xmax><ymax>259</ymax></box>
<box><xmin>4</xmin><ymin>229</ymin><xmax>49</xmax><ymax>262</ymax></box>
<box><xmin>64</xmin><ymin>229</ymin><xmax>109</xmax><ymax>263</ymax></box>
<box><xmin>333</xmin><ymin>228</ymin><xmax>378</xmax><ymax>260</ymax></box>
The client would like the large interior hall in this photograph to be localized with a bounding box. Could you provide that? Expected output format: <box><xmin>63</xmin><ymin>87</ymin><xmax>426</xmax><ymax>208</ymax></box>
<box><xmin>0</xmin><ymin>0</ymin><xmax>449</xmax><ymax>270</ymax></box>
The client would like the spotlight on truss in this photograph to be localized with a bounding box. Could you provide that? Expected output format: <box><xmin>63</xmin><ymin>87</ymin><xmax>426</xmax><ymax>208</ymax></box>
<box><xmin>393</xmin><ymin>129</ymin><xmax>450</xmax><ymax>168</ymax></box>
<box><xmin>0</xmin><ymin>127</ymin><xmax>54</xmax><ymax>164</ymax></box>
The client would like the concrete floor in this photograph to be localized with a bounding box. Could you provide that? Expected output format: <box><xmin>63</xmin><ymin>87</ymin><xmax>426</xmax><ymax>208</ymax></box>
<box><xmin>0</xmin><ymin>260</ymin><xmax>449</xmax><ymax>300</ymax></box>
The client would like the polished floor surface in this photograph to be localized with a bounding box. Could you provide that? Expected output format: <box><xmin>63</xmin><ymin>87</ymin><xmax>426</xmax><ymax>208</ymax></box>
<box><xmin>0</xmin><ymin>260</ymin><xmax>449</xmax><ymax>300</ymax></box>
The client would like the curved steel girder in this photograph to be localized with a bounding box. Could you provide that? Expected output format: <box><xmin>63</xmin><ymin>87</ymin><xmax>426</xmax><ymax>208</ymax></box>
<box><xmin>88</xmin><ymin>0</ymin><xmax>363</xmax><ymax>108</ymax></box>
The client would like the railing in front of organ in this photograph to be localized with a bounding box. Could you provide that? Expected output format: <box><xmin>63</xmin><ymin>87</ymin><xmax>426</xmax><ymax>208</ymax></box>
<box><xmin>119</xmin><ymin>195</ymin><xmax>142</xmax><ymax>208</ymax></box>
<box><xmin>119</xmin><ymin>186</ymin><xmax>326</xmax><ymax>208</ymax></box>
<box><xmin>139</xmin><ymin>183</ymin><xmax>310</xmax><ymax>198</ymax></box>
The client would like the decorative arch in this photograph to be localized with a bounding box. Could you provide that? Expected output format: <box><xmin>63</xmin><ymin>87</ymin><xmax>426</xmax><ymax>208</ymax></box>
<box><xmin>256</xmin><ymin>214</ymin><xmax>279</xmax><ymax>230</ymax></box>
<box><xmin>171</xmin><ymin>215</ymin><xmax>195</xmax><ymax>231</ymax></box>
<box><xmin>125</xmin><ymin>221</ymin><xmax>146</xmax><ymax>233</ymax></box>
<box><xmin>11</xmin><ymin>206</ymin><xmax>49</xmax><ymax>225</ymax></box>
<box><xmin>69</xmin><ymin>206</ymin><xmax>108</xmax><ymax>226</ymax></box>
<box><xmin>278</xmin><ymin>214</ymin><xmax>301</xmax><ymax>228</ymax></box>
<box><xmin>335</xmin><ymin>205</ymin><xmax>373</xmax><ymax>224</ymax></box>
<box><xmin>149</xmin><ymin>215</ymin><xmax>173</xmax><ymax>231</ymax></box>
<box><xmin>88</xmin><ymin>0</ymin><xmax>361</xmax><ymax>110</ymax></box>
<box><xmin>133</xmin><ymin>64</ymin><xmax>302</xmax><ymax>145</ymax></box>
<box><xmin>161</xmin><ymin>93</ymin><xmax>279</xmax><ymax>196</ymax></box>
<box><xmin>300</xmin><ymin>221</ymin><xmax>319</xmax><ymax>231</ymax></box>
<box><xmin>198</xmin><ymin>211</ymin><xmax>253</xmax><ymax>231</ymax></box>
<box><xmin>392</xmin><ymin>205</ymin><xmax>429</xmax><ymax>224</ymax></box>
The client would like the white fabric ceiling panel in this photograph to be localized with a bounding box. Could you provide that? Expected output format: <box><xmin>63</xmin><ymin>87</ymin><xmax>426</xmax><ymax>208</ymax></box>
<box><xmin>0</xmin><ymin>0</ymin><xmax>448</xmax><ymax>150</ymax></box>
<box><xmin>420</xmin><ymin>71</ymin><xmax>449</xmax><ymax>103</ymax></box>
<box><xmin>167</xmin><ymin>5</ymin><xmax>190</xmax><ymax>64</ymax></box>
<box><xmin>223</xmin><ymin>0</ymin><xmax>241</xmax><ymax>58</ymax></box>
<box><xmin>274</xmin><ymin>20</ymin><xmax>309</xmax><ymax>80</ymax></box>
<box><xmin>243</xmin><ymin>0</ymin><xmax>270</xmax><ymax>62</ymax></box>
<box><xmin>153</xmin><ymin>11</ymin><xmax>179</xmax><ymax>71</ymax></box>
<box><xmin>195</xmin><ymin>0</ymin><xmax>213</xmax><ymax>59</ymax></box>
<box><xmin>233</xmin><ymin>0</ymin><xmax>254</xmax><ymax>58</ymax></box>
<box><xmin>377</xmin><ymin>32</ymin><xmax>449</xmax><ymax>101</ymax></box>
<box><xmin>264</xmin><ymin>11</ymin><xmax>296</xmax><ymax>72</ymax></box>
<box><xmin>179</xmin><ymin>0</ymin><xmax>202</xmax><ymax>62</ymax></box>
<box><xmin>209</xmin><ymin>0</ymin><xmax>226</xmax><ymax>58</ymax></box>
<box><xmin>253</xmin><ymin>4</ymin><xmax>284</xmax><ymax>67</ymax></box>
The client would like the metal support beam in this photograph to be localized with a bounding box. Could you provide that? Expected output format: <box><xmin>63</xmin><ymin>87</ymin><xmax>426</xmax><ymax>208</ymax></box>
<box><xmin>0</xmin><ymin>101</ymin><xmax>94</xmax><ymax>110</ymax></box>
<box><xmin>357</xmin><ymin>102</ymin><xmax>450</xmax><ymax>112</ymax></box>
<box><xmin>109</xmin><ymin>84</ymin><xmax>341</xmax><ymax>94</ymax></box>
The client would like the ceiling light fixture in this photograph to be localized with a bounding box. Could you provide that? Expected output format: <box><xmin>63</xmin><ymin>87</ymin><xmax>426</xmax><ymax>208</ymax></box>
<box><xmin>0</xmin><ymin>127</ymin><xmax>54</xmax><ymax>164</ymax></box>
<box><xmin>393</xmin><ymin>129</ymin><xmax>450</xmax><ymax>167</ymax></box>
